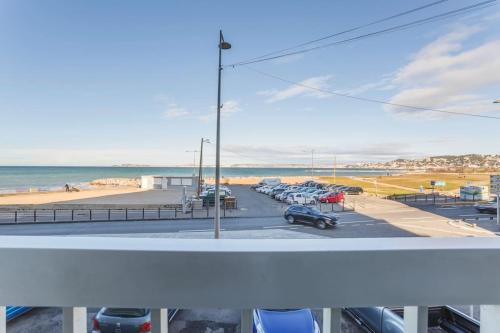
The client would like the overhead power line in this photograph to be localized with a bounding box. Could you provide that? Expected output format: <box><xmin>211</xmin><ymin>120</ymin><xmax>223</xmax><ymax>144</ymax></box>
<box><xmin>228</xmin><ymin>0</ymin><xmax>496</xmax><ymax>67</ymax></box>
<box><xmin>237</xmin><ymin>0</ymin><xmax>449</xmax><ymax>64</ymax></box>
<box><xmin>242</xmin><ymin>66</ymin><xmax>500</xmax><ymax>120</ymax></box>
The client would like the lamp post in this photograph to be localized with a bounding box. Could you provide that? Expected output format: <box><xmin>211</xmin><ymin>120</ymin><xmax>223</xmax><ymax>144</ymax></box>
<box><xmin>311</xmin><ymin>149</ymin><xmax>315</xmax><ymax>179</ymax></box>
<box><xmin>185</xmin><ymin>150</ymin><xmax>198</xmax><ymax>177</ymax></box>
<box><xmin>197</xmin><ymin>138</ymin><xmax>211</xmax><ymax>197</ymax></box>
<box><xmin>214</xmin><ymin>30</ymin><xmax>231</xmax><ymax>239</ymax></box>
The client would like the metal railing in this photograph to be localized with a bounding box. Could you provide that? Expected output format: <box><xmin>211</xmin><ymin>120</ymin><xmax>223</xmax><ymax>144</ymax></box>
<box><xmin>0</xmin><ymin>237</ymin><xmax>500</xmax><ymax>332</ymax></box>
<box><xmin>0</xmin><ymin>203</ymin><xmax>239</xmax><ymax>224</ymax></box>
<box><xmin>386</xmin><ymin>193</ymin><xmax>465</xmax><ymax>204</ymax></box>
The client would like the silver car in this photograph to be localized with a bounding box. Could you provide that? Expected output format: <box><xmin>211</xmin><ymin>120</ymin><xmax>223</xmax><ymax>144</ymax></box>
<box><xmin>92</xmin><ymin>308</ymin><xmax>177</xmax><ymax>333</ymax></box>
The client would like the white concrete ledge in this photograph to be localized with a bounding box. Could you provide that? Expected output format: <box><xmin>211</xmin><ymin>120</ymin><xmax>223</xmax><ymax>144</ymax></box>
<box><xmin>0</xmin><ymin>236</ymin><xmax>499</xmax><ymax>308</ymax></box>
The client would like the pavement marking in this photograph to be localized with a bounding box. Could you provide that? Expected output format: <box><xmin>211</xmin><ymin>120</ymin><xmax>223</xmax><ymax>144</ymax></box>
<box><xmin>459</xmin><ymin>214</ymin><xmax>486</xmax><ymax>217</ymax></box>
<box><xmin>183</xmin><ymin>229</ymin><xmax>211</xmax><ymax>232</ymax></box>
<box><xmin>392</xmin><ymin>222</ymin><xmax>490</xmax><ymax>236</ymax></box>
<box><xmin>340</xmin><ymin>220</ymin><xmax>377</xmax><ymax>224</ymax></box>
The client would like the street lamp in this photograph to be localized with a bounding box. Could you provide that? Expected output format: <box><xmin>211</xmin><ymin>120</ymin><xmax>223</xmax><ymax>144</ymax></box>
<box><xmin>197</xmin><ymin>138</ymin><xmax>211</xmax><ymax>197</ymax></box>
<box><xmin>214</xmin><ymin>30</ymin><xmax>231</xmax><ymax>239</ymax></box>
<box><xmin>185</xmin><ymin>150</ymin><xmax>198</xmax><ymax>177</ymax></box>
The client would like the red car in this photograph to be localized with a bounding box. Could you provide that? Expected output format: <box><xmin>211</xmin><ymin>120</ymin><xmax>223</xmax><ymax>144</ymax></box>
<box><xmin>319</xmin><ymin>192</ymin><xmax>344</xmax><ymax>203</ymax></box>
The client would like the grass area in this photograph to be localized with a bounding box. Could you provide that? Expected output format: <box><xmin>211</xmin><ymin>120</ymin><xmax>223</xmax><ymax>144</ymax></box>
<box><xmin>319</xmin><ymin>172</ymin><xmax>491</xmax><ymax>196</ymax></box>
<box><xmin>319</xmin><ymin>176</ymin><xmax>414</xmax><ymax>196</ymax></box>
<box><xmin>368</xmin><ymin>173</ymin><xmax>489</xmax><ymax>191</ymax></box>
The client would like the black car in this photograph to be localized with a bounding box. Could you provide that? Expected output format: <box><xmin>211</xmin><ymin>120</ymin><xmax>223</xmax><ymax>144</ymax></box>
<box><xmin>474</xmin><ymin>201</ymin><xmax>497</xmax><ymax>214</ymax></box>
<box><xmin>345</xmin><ymin>186</ymin><xmax>363</xmax><ymax>195</ymax></box>
<box><xmin>284</xmin><ymin>205</ymin><xmax>338</xmax><ymax>229</ymax></box>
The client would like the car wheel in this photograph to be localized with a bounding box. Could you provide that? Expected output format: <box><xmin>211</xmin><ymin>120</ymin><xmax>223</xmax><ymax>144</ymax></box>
<box><xmin>286</xmin><ymin>215</ymin><xmax>295</xmax><ymax>224</ymax></box>
<box><xmin>310</xmin><ymin>200</ymin><xmax>316</xmax><ymax>205</ymax></box>
<box><xmin>316</xmin><ymin>219</ymin><xmax>327</xmax><ymax>229</ymax></box>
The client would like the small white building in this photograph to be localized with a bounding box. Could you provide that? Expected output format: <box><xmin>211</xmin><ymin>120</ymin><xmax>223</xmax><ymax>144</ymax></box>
<box><xmin>141</xmin><ymin>175</ymin><xmax>198</xmax><ymax>190</ymax></box>
<box><xmin>460</xmin><ymin>185</ymin><xmax>489</xmax><ymax>201</ymax></box>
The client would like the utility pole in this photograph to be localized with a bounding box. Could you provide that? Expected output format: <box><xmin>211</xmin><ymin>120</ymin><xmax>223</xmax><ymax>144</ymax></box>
<box><xmin>197</xmin><ymin>138</ymin><xmax>210</xmax><ymax>197</ymax></box>
<box><xmin>214</xmin><ymin>30</ymin><xmax>231</xmax><ymax>239</ymax></box>
<box><xmin>333</xmin><ymin>156</ymin><xmax>337</xmax><ymax>184</ymax></box>
<box><xmin>185</xmin><ymin>150</ymin><xmax>198</xmax><ymax>177</ymax></box>
<box><xmin>497</xmin><ymin>193</ymin><xmax>499</xmax><ymax>226</ymax></box>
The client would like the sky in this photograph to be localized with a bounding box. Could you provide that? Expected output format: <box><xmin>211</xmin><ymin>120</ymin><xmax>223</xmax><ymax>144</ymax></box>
<box><xmin>1</xmin><ymin>0</ymin><xmax>500</xmax><ymax>167</ymax></box>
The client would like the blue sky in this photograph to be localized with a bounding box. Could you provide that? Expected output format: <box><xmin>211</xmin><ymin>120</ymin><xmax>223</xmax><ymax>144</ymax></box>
<box><xmin>1</xmin><ymin>0</ymin><xmax>499</xmax><ymax>166</ymax></box>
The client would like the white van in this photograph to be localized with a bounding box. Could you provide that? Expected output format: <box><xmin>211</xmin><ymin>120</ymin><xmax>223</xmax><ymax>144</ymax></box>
<box><xmin>260</xmin><ymin>178</ymin><xmax>281</xmax><ymax>186</ymax></box>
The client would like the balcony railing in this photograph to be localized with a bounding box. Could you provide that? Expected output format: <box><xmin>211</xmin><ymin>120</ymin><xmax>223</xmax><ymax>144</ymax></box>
<box><xmin>0</xmin><ymin>236</ymin><xmax>500</xmax><ymax>332</ymax></box>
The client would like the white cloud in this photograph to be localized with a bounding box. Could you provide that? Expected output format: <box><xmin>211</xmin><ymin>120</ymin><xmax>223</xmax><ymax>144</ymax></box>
<box><xmin>164</xmin><ymin>103</ymin><xmax>191</xmax><ymax>118</ymax></box>
<box><xmin>385</xmin><ymin>25</ymin><xmax>500</xmax><ymax>118</ymax></box>
<box><xmin>259</xmin><ymin>75</ymin><xmax>333</xmax><ymax>102</ymax></box>
<box><xmin>197</xmin><ymin>100</ymin><xmax>242</xmax><ymax>122</ymax></box>
<box><xmin>221</xmin><ymin>100</ymin><xmax>241</xmax><ymax>114</ymax></box>
<box><xmin>335</xmin><ymin>74</ymin><xmax>395</xmax><ymax>96</ymax></box>
<box><xmin>222</xmin><ymin>143</ymin><xmax>419</xmax><ymax>165</ymax></box>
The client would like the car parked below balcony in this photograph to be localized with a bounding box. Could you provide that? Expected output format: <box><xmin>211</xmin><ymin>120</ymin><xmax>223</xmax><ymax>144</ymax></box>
<box><xmin>91</xmin><ymin>308</ymin><xmax>178</xmax><ymax>333</ymax></box>
<box><xmin>253</xmin><ymin>309</ymin><xmax>320</xmax><ymax>333</ymax></box>
<box><xmin>284</xmin><ymin>205</ymin><xmax>338</xmax><ymax>229</ymax></box>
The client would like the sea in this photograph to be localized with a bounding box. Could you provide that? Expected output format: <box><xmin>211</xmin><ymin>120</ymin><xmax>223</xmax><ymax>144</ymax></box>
<box><xmin>0</xmin><ymin>166</ymin><xmax>397</xmax><ymax>193</ymax></box>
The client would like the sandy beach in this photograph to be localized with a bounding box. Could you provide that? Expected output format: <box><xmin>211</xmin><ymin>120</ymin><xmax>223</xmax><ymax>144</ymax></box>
<box><xmin>0</xmin><ymin>187</ymin><xmax>141</xmax><ymax>207</ymax></box>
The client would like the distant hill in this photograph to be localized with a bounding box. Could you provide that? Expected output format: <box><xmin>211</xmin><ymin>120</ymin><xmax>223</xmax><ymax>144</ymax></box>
<box><xmin>346</xmin><ymin>154</ymin><xmax>500</xmax><ymax>171</ymax></box>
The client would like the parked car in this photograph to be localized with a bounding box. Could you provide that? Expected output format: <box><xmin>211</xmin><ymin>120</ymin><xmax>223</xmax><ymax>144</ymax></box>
<box><xmin>344</xmin><ymin>306</ymin><xmax>479</xmax><ymax>333</ymax></box>
<box><xmin>277</xmin><ymin>190</ymin><xmax>296</xmax><ymax>201</ymax></box>
<box><xmin>319</xmin><ymin>192</ymin><xmax>345</xmax><ymax>203</ymax></box>
<box><xmin>256</xmin><ymin>185</ymin><xmax>270</xmax><ymax>193</ymax></box>
<box><xmin>286</xmin><ymin>192</ymin><xmax>317</xmax><ymax>205</ymax></box>
<box><xmin>284</xmin><ymin>205</ymin><xmax>338</xmax><ymax>229</ymax></box>
<box><xmin>203</xmin><ymin>185</ymin><xmax>231</xmax><ymax>195</ymax></box>
<box><xmin>474</xmin><ymin>200</ymin><xmax>498</xmax><ymax>214</ymax></box>
<box><xmin>91</xmin><ymin>308</ymin><xmax>178</xmax><ymax>333</ymax></box>
<box><xmin>344</xmin><ymin>186</ymin><xmax>363</xmax><ymax>195</ymax></box>
<box><xmin>200</xmin><ymin>189</ymin><xmax>229</xmax><ymax>206</ymax></box>
<box><xmin>305</xmin><ymin>189</ymin><xmax>329</xmax><ymax>201</ymax></box>
<box><xmin>253</xmin><ymin>309</ymin><xmax>320</xmax><ymax>333</ymax></box>
<box><xmin>271</xmin><ymin>188</ymin><xmax>286</xmax><ymax>198</ymax></box>
<box><xmin>344</xmin><ymin>307</ymin><xmax>404</xmax><ymax>333</ymax></box>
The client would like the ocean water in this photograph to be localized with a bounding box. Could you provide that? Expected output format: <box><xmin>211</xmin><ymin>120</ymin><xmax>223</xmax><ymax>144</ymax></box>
<box><xmin>0</xmin><ymin>166</ymin><xmax>396</xmax><ymax>191</ymax></box>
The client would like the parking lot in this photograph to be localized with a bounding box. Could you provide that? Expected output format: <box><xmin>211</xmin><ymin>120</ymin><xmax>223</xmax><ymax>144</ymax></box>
<box><xmin>1</xmin><ymin>183</ymin><xmax>497</xmax><ymax>333</ymax></box>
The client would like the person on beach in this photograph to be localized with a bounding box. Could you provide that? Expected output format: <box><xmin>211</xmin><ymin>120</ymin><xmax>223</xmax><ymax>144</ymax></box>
<box><xmin>65</xmin><ymin>184</ymin><xmax>70</xmax><ymax>192</ymax></box>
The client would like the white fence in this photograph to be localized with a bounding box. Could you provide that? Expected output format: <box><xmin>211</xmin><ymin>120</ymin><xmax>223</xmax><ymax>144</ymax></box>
<box><xmin>0</xmin><ymin>236</ymin><xmax>500</xmax><ymax>332</ymax></box>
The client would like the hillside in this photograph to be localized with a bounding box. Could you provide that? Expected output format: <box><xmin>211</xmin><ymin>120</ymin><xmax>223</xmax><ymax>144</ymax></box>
<box><xmin>346</xmin><ymin>154</ymin><xmax>500</xmax><ymax>171</ymax></box>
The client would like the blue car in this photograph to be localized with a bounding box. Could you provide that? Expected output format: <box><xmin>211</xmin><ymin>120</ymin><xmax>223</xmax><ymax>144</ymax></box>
<box><xmin>253</xmin><ymin>309</ymin><xmax>320</xmax><ymax>333</ymax></box>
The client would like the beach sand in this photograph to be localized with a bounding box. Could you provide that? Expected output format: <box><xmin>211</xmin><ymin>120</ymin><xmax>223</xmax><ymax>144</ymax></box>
<box><xmin>0</xmin><ymin>187</ymin><xmax>141</xmax><ymax>207</ymax></box>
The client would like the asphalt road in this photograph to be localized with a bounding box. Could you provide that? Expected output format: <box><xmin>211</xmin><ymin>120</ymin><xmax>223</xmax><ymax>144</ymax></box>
<box><xmin>3</xmin><ymin>188</ymin><xmax>497</xmax><ymax>333</ymax></box>
<box><xmin>0</xmin><ymin>200</ymin><xmax>496</xmax><ymax>238</ymax></box>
